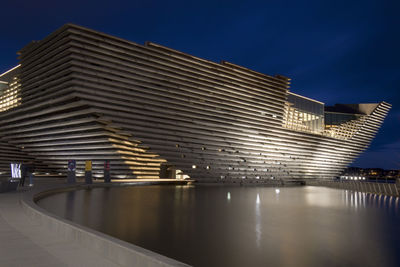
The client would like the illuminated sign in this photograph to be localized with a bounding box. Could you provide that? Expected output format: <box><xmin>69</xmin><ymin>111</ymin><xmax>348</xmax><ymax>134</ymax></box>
<box><xmin>10</xmin><ymin>163</ymin><xmax>21</xmax><ymax>178</ymax></box>
<box><xmin>68</xmin><ymin>160</ymin><xmax>76</xmax><ymax>172</ymax></box>
<box><xmin>85</xmin><ymin>160</ymin><xmax>92</xmax><ymax>171</ymax></box>
<box><xmin>104</xmin><ymin>160</ymin><xmax>110</xmax><ymax>171</ymax></box>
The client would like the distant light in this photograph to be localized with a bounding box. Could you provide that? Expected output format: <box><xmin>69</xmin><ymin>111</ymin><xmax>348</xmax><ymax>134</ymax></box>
<box><xmin>275</xmin><ymin>188</ymin><xmax>280</xmax><ymax>194</ymax></box>
<box><xmin>255</xmin><ymin>176</ymin><xmax>260</xmax><ymax>179</ymax></box>
<box><xmin>220</xmin><ymin>175</ymin><xmax>225</xmax><ymax>179</ymax></box>
<box><xmin>362</xmin><ymin>177</ymin><xmax>366</xmax><ymax>180</ymax></box>
<box><xmin>192</xmin><ymin>165</ymin><xmax>197</xmax><ymax>169</ymax></box>
<box><xmin>242</xmin><ymin>176</ymin><xmax>246</xmax><ymax>179</ymax></box>
<box><xmin>46</xmin><ymin>173</ymin><xmax>50</xmax><ymax>175</ymax></box>
<box><xmin>206</xmin><ymin>166</ymin><xmax>210</xmax><ymax>170</ymax></box>
<box><xmin>271</xmin><ymin>176</ymin><xmax>275</xmax><ymax>180</ymax></box>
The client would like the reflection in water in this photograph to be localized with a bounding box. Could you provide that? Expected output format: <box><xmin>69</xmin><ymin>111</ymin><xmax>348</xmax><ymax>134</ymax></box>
<box><xmin>37</xmin><ymin>186</ymin><xmax>400</xmax><ymax>267</ymax></box>
<box><xmin>255</xmin><ymin>193</ymin><xmax>261</xmax><ymax>248</ymax></box>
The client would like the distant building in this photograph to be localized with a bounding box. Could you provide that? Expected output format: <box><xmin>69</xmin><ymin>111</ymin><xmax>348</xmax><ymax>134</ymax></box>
<box><xmin>340</xmin><ymin>167</ymin><xmax>399</xmax><ymax>181</ymax></box>
<box><xmin>0</xmin><ymin>24</ymin><xmax>391</xmax><ymax>181</ymax></box>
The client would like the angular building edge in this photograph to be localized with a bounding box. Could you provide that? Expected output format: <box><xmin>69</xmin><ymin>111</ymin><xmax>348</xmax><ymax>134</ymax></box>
<box><xmin>0</xmin><ymin>24</ymin><xmax>391</xmax><ymax>182</ymax></box>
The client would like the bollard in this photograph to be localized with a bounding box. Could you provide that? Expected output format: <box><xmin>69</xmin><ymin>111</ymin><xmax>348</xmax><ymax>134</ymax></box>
<box><xmin>104</xmin><ymin>160</ymin><xmax>111</xmax><ymax>183</ymax></box>
<box><xmin>29</xmin><ymin>173</ymin><xmax>34</xmax><ymax>186</ymax></box>
<box><xmin>85</xmin><ymin>160</ymin><xmax>93</xmax><ymax>184</ymax></box>
<box><xmin>67</xmin><ymin>160</ymin><xmax>76</xmax><ymax>184</ymax></box>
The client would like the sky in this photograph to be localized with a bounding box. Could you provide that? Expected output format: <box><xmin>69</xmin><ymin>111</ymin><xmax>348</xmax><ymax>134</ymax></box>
<box><xmin>1</xmin><ymin>0</ymin><xmax>399</xmax><ymax>169</ymax></box>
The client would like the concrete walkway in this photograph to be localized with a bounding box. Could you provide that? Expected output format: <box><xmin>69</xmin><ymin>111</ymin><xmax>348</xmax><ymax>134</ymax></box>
<box><xmin>0</xmin><ymin>178</ymin><xmax>190</xmax><ymax>267</ymax></box>
<box><xmin>0</xmin><ymin>181</ymin><xmax>121</xmax><ymax>267</ymax></box>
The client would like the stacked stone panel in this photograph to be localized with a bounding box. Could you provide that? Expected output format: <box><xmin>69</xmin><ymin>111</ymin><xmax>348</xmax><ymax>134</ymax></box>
<box><xmin>0</xmin><ymin>24</ymin><xmax>391</xmax><ymax>181</ymax></box>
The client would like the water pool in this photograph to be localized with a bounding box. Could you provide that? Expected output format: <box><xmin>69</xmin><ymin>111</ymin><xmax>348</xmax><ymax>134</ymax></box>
<box><xmin>37</xmin><ymin>185</ymin><xmax>400</xmax><ymax>267</ymax></box>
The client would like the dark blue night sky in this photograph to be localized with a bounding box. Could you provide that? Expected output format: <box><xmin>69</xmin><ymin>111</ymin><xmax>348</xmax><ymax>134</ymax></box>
<box><xmin>1</xmin><ymin>0</ymin><xmax>399</xmax><ymax>169</ymax></box>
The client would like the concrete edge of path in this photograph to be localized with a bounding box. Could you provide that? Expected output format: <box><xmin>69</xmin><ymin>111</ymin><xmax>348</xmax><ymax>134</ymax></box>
<box><xmin>20</xmin><ymin>181</ymin><xmax>191</xmax><ymax>267</ymax></box>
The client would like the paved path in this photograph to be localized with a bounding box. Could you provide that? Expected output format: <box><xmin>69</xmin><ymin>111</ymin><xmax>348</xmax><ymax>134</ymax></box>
<box><xmin>0</xmin><ymin>181</ymin><xmax>120</xmax><ymax>267</ymax></box>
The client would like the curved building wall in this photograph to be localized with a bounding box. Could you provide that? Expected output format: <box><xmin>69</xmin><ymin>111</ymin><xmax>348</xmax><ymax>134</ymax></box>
<box><xmin>0</xmin><ymin>24</ymin><xmax>391</xmax><ymax>181</ymax></box>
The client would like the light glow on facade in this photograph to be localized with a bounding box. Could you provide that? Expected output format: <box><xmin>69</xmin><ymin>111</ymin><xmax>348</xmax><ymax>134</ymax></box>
<box><xmin>0</xmin><ymin>24</ymin><xmax>391</xmax><ymax>181</ymax></box>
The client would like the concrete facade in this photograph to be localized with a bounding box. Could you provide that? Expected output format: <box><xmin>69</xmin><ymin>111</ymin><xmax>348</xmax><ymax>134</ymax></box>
<box><xmin>0</xmin><ymin>24</ymin><xmax>391</xmax><ymax>181</ymax></box>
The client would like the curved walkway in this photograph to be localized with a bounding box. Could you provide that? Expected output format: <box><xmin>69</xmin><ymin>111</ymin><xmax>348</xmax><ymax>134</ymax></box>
<box><xmin>0</xmin><ymin>179</ymin><xmax>189</xmax><ymax>267</ymax></box>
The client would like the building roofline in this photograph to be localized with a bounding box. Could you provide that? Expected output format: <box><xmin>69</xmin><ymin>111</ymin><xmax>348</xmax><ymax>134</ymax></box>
<box><xmin>288</xmin><ymin>91</ymin><xmax>324</xmax><ymax>105</ymax></box>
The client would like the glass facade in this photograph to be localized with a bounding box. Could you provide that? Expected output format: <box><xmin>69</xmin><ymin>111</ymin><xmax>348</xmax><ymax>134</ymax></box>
<box><xmin>325</xmin><ymin>112</ymin><xmax>360</xmax><ymax>126</ymax></box>
<box><xmin>0</xmin><ymin>66</ymin><xmax>21</xmax><ymax>112</ymax></box>
<box><xmin>0</xmin><ymin>77</ymin><xmax>21</xmax><ymax>112</ymax></box>
<box><xmin>284</xmin><ymin>93</ymin><xmax>324</xmax><ymax>133</ymax></box>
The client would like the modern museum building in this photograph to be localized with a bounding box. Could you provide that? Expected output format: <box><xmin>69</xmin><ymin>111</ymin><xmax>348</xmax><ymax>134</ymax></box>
<box><xmin>0</xmin><ymin>24</ymin><xmax>391</xmax><ymax>182</ymax></box>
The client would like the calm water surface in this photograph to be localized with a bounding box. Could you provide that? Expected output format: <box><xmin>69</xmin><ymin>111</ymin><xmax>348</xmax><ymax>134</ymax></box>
<box><xmin>37</xmin><ymin>185</ymin><xmax>400</xmax><ymax>267</ymax></box>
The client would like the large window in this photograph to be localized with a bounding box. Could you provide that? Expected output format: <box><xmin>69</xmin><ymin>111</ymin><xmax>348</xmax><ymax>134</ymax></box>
<box><xmin>283</xmin><ymin>93</ymin><xmax>324</xmax><ymax>133</ymax></box>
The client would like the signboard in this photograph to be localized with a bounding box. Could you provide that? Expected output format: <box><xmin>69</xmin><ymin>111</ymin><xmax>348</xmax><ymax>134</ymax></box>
<box><xmin>68</xmin><ymin>160</ymin><xmax>76</xmax><ymax>172</ymax></box>
<box><xmin>10</xmin><ymin>163</ymin><xmax>21</xmax><ymax>178</ymax></box>
<box><xmin>85</xmin><ymin>160</ymin><xmax>92</xmax><ymax>171</ymax></box>
<box><xmin>104</xmin><ymin>160</ymin><xmax>110</xmax><ymax>171</ymax></box>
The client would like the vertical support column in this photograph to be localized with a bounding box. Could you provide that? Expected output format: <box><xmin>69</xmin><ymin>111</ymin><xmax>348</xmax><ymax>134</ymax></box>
<box><xmin>67</xmin><ymin>160</ymin><xmax>76</xmax><ymax>184</ymax></box>
<box><xmin>104</xmin><ymin>160</ymin><xmax>111</xmax><ymax>183</ymax></box>
<box><xmin>85</xmin><ymin>160</ymin><xmax>93</xmax><ymax>184</ymax></box>
<box><xmin>394</xmin><ymin>179</ymin><xmax>399</xmax><ymax>196</ymax></box>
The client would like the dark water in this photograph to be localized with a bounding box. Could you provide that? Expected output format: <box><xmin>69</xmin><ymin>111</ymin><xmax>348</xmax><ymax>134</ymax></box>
<box><xmin>37</xmin><ymin>185</ymin><xmax>400</xmax><ymax>267</ymax></box>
